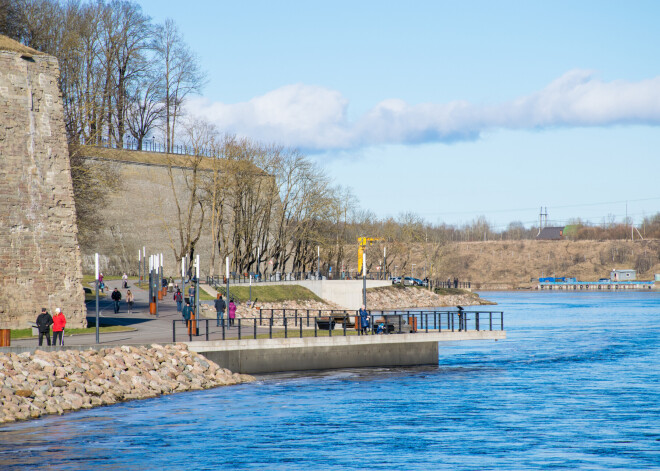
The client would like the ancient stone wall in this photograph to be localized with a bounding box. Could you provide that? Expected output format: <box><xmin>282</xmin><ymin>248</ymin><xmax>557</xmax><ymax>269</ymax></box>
<box><xmin>81</xmin><ymin>157</ymin><xmax>215</xmax><ymax>279</ymax></box>
<box><xmin>0</xmin><ymin>47</ymin><xmax>86</xmax><ymax>328</ymax></box>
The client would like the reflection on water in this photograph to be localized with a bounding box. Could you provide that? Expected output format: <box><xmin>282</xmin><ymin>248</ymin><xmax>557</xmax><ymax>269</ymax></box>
<box><xmin>1</xmin><ymin>291</ymin><xmax>659</xmax><ymax>470</ymax></box>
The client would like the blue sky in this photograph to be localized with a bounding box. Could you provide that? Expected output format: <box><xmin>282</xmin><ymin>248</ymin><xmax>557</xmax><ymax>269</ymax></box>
<box><xmin>138</xmin><ymin>0</ymin><xmax>660</xmax><ymax>229</ymax></box>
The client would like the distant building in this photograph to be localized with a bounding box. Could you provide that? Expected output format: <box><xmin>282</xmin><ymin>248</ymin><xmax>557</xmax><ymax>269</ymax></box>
<box><xmin>536</xmin><ymin>227</ymin><xmax>564</xmax><ymax>240</ymax></box>
<box><xmin>610</xmin><ymin>269</ymin><xmax>636</xmax><ymax>281</ymax></box>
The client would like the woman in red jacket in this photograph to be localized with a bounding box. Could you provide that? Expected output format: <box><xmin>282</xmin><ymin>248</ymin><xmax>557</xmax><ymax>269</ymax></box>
<box><xmin>52</xmin><ymin>308</ymin><xmax>66</xmax><ymax>346</ymax></box>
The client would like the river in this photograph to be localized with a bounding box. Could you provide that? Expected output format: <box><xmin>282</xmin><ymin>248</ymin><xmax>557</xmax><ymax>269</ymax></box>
<box><xmin>1</xmin><ymin>291</ymin><xmax>658</xmax><ymax>470</ymax></box>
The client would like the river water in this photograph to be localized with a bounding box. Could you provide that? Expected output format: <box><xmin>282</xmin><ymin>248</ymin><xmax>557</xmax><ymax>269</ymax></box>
<box><xmin>1</xmin><ymin>291</ymin><xmax>658</xmax><ymax>470</ymax></box>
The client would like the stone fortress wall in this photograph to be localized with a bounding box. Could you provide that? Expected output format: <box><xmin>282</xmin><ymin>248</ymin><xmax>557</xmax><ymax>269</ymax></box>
<box><xmin>0</xmin><ymin>39</ymin><xmax>86</xmax><ymax>329</ymax></box>
<box><xmin>81</xmin><ymin>155</ymin><xmax>216</xmax><ymax>280</ymax></box>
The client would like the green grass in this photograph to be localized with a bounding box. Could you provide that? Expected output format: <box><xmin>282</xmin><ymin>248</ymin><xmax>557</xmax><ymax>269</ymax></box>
<box><xmin>208</xmin><ymin>285</ymin><xmax>322</xmax><ymax>303</ymax></box>
<box><xmin>10</xmin><ymin>325</ymin><xmax>135</xmax><ymax>339</ymax></box>
<box><xmin>82</xmin><ymin>274</ymin><xmax>140</xmax><ymax>284</ymax></box>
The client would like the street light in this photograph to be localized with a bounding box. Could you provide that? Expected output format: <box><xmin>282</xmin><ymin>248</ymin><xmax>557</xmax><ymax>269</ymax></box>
<box><xmin>412</xmin><ymin>264</ymin><xmax>416</xmax><ymax>283</ymax></box>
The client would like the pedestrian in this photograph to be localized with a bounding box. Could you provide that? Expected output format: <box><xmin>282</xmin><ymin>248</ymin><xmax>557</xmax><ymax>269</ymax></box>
<box><xmin>188</xmin><ymin>284</ymin><xmax>196</xmax><ymax>303</ymax></box>
<box><xmin>111</xmin><ymin>287</ymin><xmax>122</xmax><ymax>313</ymax></box>
<box><xmin>122</xmin><ymin>272</ymin><xmax>128</xmax><ymax>288</ymax></box>
<box><xmin>359</xmin><ymin>304</ymin><xmax>369</xmax><ymax>335</ymax></box>
<box><xmin>214</xmin><ymin>294</ymin><xmax>226</xmax><ymax>327</ymax></box>
<box><xmin>35</xmin><ymin>307</ymin><xmax>53</xmax><ymax>346</ymax></box>
<box><xmin>228</xmin><ymin>299</ymin><xmax>237</xmax><ymax>327</ymax></box>
<box><xmin>52</xmin><ymin>308</ymin><xmax>66</xmax><ymax>346</ymax></box>
<box><xmin>99</xmin><ymin>272</ymin><xmax>104</xmax><ymax>293</ymax></box>
<box><xmin>126</xmin><ymin>290</ymin><xmax>134</xmax><ymax>314</ymax></box>
<box><xmin>454</xmin><ymin>277</ymin><xmax>458</xmax><ymax>289</ymax></box>
<box><xmin>457</xmin><ymin>305</ymin><xmax>464</xmax><ymax>331</ymax></box>
<box><xmin>447</xmin><ymin>277</ymin><xmax>451</xmax><ymax>289</ymax></box>
<box><xmin>174</xmin><ymin>288</ymin><xmax>183</xmax><ymax>312</ymax></box>
<box><xmin>182</xmin><ymin>299</ymin><xmax>192</xmax><ymax>329</ymax></box>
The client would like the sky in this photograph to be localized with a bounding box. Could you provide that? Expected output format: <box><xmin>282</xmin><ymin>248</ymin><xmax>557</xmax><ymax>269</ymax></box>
<box><xmin>137</xmin><ymin>0</ymin><xmax>660</xmax><ymax>230</ymax></box>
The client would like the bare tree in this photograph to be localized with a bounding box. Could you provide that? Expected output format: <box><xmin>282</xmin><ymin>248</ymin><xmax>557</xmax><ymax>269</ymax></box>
<box><xmin>153</xmin><ymin>18</ymin><xmax>205</xmax><ymax>152</ymax></box>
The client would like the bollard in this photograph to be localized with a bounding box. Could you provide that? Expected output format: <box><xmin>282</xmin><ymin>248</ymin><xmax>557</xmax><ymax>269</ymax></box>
<box><xmin>0</xmin><ymin>329</ymin><xmax>10</xmax><ymax>347</ymax></box>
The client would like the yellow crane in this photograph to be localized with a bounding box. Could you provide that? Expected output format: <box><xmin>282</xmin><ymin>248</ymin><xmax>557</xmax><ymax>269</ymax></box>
<box><xmin>357</xmin><ymin>237</ymin><xmax>382</xmax><ymax>275</ymax></box>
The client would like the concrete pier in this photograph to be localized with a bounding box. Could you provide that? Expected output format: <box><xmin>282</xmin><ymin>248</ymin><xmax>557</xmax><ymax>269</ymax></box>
<box><xmin>187</xmin><ymin>330</ymin><xmax>506</xmax><ymax>374</ymax></box>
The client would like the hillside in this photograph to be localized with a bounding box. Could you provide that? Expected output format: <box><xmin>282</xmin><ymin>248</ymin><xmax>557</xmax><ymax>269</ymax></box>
<box><xmin>348</xmin><ymin>239</ymin><xmax>660</xmax><ymax>289</ymax></box>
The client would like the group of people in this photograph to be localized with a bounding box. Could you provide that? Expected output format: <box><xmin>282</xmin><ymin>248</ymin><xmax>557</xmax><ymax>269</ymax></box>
<box><xmin>213</xmin><ymin>294</ymin><xmax>236</xmax><ymax>327</ymax></box>
<box><xmin>110</xmin><ymin>287</ymin><xmax>134</xmax><ymax>314</ymax></box>
<box><xmin>35</xmin><ymin>307</ymin><xmax>67</xmax><ymax>346</ymax></box>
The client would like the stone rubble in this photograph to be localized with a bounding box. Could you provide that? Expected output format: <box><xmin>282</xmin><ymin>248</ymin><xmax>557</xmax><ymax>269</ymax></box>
<box><xmin>0</xmin><ymin>343</ymin><xmax>255</xmax><ymax>425</ymax></box>
<box><xmin>367</xmin><ymin>286</ymin><xmax>496</xmax><ymax>310</ymax></box>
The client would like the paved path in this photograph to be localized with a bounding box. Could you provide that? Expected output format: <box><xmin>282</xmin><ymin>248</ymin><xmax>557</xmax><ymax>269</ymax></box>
<box><xmin>11</xmin><ymin>279</ymin><xmax>259</xmax><ymax>347</ymax></box>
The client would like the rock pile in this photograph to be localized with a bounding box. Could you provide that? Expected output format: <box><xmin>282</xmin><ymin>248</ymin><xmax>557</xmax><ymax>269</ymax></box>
<box><xmin>0</xmin><ymin>344</ymin><xmax>254</xmax><ymax>424</ymax></box>
<box><xmin>367</xmin><ymin>286</ymin><xmax>495</xmax><ymax>310</ymax></box>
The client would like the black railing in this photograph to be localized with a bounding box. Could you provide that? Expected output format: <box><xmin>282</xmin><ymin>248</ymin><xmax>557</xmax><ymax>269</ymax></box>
<box><xmin>81</xmin><ymin>137</ymin><xmax>220</xmax><ymax>159</ymax></box>
<box><xmin>205</xmin><ymin>274</ymin><xmax>471</xmax><ymax>289</ymax></box>
<box><xmin>172</xmin><ymin>310</ymin><xmax>504</xmax><ymax>342</ymax></box>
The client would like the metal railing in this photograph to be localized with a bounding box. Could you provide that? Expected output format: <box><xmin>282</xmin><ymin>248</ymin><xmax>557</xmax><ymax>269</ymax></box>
<box><xmin>172</xmin><ymin>309</ymin><xmax>504</xmax><ymax>342</ymax></box>
<box><xmin>81</xmin><ymin>137</ymin><xmax>220</xmax><ymax>158</ymax></box>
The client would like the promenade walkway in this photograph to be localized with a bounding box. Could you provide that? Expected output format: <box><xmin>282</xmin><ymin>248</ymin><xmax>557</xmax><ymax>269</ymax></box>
<box><xmin>9</xmin><ymin>279</ymin><xmax>241</xmax><ymax>347</ymax></box>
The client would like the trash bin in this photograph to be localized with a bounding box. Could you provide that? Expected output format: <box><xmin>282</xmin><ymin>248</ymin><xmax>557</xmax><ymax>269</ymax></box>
<box><xmin>276</xmin><ymin>272</ymin><xmax>281</xmax><ymax>281</ymax></box>
<box><xmin>408</xmin><ymin>316</ymin><xmax>417</xmax><ymax>333</ymax></box>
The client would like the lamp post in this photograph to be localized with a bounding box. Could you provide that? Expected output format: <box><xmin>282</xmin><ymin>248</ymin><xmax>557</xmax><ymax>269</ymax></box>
<box><xmin>362</xmin><ymin>252</ymin><xmax>367</xmax><ymax>308</ymax></box>
<box><xmin>142</xmin><ymin>247</ymin><xmax>146</xmax><ymax>288</ymax></box>
<box><xmin>412</xmin><ymin>264</ymin><xmax>416</xmax><ymax>285</ymax></box>
<box><xmin>317</xmin><ymin>246</ymin><xmax>320</xmax><ymax>279</ymax></box>
<box><xmin>225</xmin><ymin>256</ymin><xmax>230</xmax><ymax>324</ymax></box>
<box><xmin>138</xmin><ymin>250</ymin><xmax>141</xmax><ymax>287</ymax></box>
<box><xmin>195</xmin><ymin>254</ymin><xmax>200</xmax><ymax>326</ymax></box>
<box><xmin>181</xmin><ymin>257</ymin><xmax>186</xmax><ymax>306</ymax></box>
<box><xmin>95</xmin><ymin>253</ymin><xmax>100</xmax><ymax>344</ymax></box>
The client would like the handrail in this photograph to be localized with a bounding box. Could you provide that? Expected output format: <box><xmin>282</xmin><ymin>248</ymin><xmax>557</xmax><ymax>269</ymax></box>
<box><xmin>172</xmin><ymin>309</ymin><xmax>504</xmax><ymax>342</ymax></box>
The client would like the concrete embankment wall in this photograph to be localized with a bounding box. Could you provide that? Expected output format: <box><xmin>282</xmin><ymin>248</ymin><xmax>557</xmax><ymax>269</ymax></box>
<box><xmin>188</xmin><ymin>331</ymin><xmax>506</xmax><ymax>374</ymax></box>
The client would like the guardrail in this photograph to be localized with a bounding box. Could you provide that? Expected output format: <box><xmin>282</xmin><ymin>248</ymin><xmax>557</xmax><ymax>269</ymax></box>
<box><xmin>172</xmin><ymin>309</ymin><xmax>504</xmax><ymax>342</ymax></box>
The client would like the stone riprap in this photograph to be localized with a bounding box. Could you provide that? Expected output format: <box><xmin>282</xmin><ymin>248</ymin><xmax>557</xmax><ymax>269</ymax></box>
<box><xmin>0</xmin><ymin>36</ymin><xmax>86</xmax><ymax>329</ymax></box>
<box><xmin>0</xmin><ymin>343</ymin><xmax>254</xmax><ymax>424</ymax></box>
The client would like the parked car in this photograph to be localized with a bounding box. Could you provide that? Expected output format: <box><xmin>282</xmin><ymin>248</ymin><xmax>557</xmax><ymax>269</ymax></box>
<box><xmin>391</xmin><ymin>276</ymin><xmax>402</xmax><ymax>284</ymax></box>
<box><xmin>598</xmin><ymin>278</ymin><xmax>610</xmax><ymax>282</ymax></box>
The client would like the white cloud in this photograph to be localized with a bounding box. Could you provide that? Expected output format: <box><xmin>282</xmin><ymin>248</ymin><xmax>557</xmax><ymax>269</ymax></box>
<box><xmin>187</xmin><ymin>70</ymin><xmax>660</xmax><ymax>151</ymax></box>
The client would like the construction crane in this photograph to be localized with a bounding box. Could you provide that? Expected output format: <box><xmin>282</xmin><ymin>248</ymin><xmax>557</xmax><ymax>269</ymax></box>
<box><xmin>357</xmin><ymin>237</ymin><xmax>382</xmax><ymax>275</ymax></box>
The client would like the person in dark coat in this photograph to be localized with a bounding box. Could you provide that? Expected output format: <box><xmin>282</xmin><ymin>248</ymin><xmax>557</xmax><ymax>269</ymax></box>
<box><xmin>359</xmin><ymin>305</ymin><xmax>369</xmax><ymax>335</ymax></box>
<box><xmin>174</xmin><ymin>289</ymin><xmax>183</xmax><ymax>312</ymax></box>
<box><xmin>36</xmin><ymin>308</ymin><xmax>53</xmax><ymax>346</ymax></box>
<box><xmin>111</xmin><ymin>288</ymin><xmax>122</xmax><ymax>313</ymax></box>
<box><xmin>182</xmin><ymin>300</ymin><xmax>193</xmax><ymax>323</ymax></box>
<box><xmin>457</xmin><ymin>306</ymin><xmax>464</xmax><ymax>331</ymax></box>
<box><xmin>214</xmin><ymin>294</ymin><xmax>226</xmax><ymax>327</ymax></box>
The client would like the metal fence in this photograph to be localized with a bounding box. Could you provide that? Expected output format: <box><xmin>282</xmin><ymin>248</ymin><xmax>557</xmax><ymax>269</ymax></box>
<box><xmin>81</xmin><ymin>137</ymin><xmax>220</xmax><ymax>159</ymax></box>
<box><xmin>172</xmin><ymin>309</ymin><xmax>504</xmax><ymax>342</ymax></box>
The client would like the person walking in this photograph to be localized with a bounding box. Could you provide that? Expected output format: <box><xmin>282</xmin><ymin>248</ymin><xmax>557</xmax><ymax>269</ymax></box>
<box><xmin>174</xmin><ymin>288</ymin><xmax>183</xmax><ymax>312</ymax></box>
<box><xmin>214</xmin><ymin>294</ymin><xmax>226</xmax><ymax>327</ymax></box>
<box><xmin>99</xmin><ymin>272</ymin><xmax>104</xmax><ymax>293</ymax></box>
<box><xmin>111</xmin><ymin>287</ymin><xmax>122</xmax><ymax>313</ymax></box>
<box><xmin>36</xmin><ymin>308</ymin><xmax>53</xmax><ymax>346</ymax></box>
<box><xmin>457</xmin><ymin>305</ymin><xmax>464</xmax><ymax>331</ymax></box>
<box><xmin>359</xmin><ymin>305</ymin><xmax>369</xmax><ymax>335</ymax></box>
<box><xmin>52</xmin><ymin>308</ymin><xmax>66</xmax><ymax>346</ymax></box>
<box><xmin>228</xmin><ymin>299</ymin><xmax>237</xmax><ymax>327</ymax></box>
<box><xmin>126</xmin><ymin>290</ymin><xmax>134</xmax><ymax>314</ymax></box>
<box><xmin>122</xmin><ymin>272</ymin><xmax>128</xmax><ymax>289</ymax></box>
<box><xmin>182</xmin><ymin>300</ymin><xmax>193</xmax><ymax>332</ymax></box>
